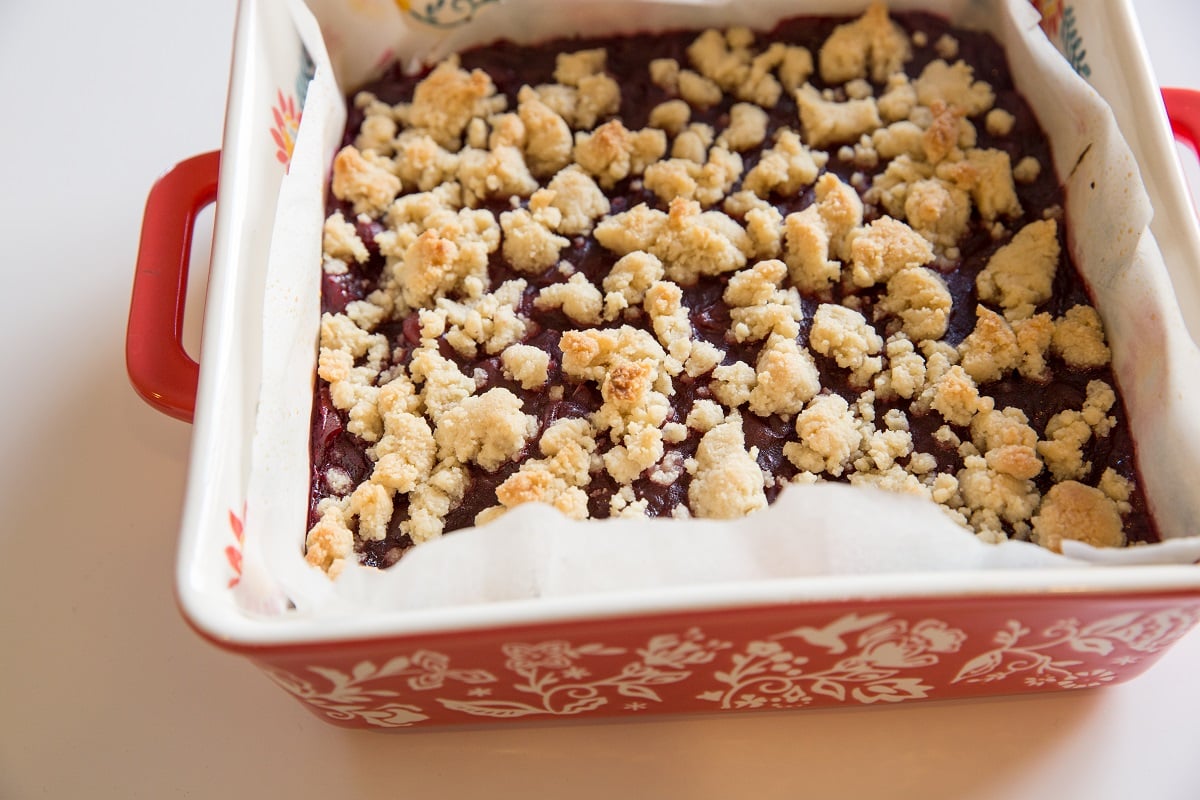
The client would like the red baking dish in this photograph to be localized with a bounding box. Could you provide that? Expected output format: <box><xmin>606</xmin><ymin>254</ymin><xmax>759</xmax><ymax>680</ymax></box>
<box><xmin>127</xmin><ymin>0</ymin><xmax>1200</xmax><ymax>728</ymax></box>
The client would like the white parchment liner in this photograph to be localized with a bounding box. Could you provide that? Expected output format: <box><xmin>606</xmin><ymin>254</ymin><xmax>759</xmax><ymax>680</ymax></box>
<box><xmin>236</xmin><ymin>0</ymin><xmax>1200</xmax><ymax>617</ymax></box>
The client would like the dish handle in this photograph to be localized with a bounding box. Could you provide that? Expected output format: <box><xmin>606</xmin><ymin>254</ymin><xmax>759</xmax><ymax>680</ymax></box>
<box><xmin>126</xmin><ymin>150</ymin><xmax>220</xmax><ymax>423</ymax></box>
<box><xmin>1164</xmin><ymin>87</ymin><xmax>1200</xmax><ymax>161</ymax></box>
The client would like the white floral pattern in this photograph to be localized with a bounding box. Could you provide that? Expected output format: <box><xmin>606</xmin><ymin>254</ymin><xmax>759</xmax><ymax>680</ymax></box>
<box><xmin>440</xmin><ymin>628</ymin><xmax>730</xmax><ymax>719</ymax></box>
<box><xmin>263</xmin><ymin>650</ymin><xmax>496</xmax><ymax>727</ymax></box>
<box><xmin>952</xmin><ymin>609</ymin><xmax>1200</xmax><ymax>688</ymax></box>
<box><xmin>696</xmin><ymin>614</ymin><xmax>965</xmax><ymax>710</ymax></box>
<box><xmin>260</xmin><ymin>607</ymin><xmax>1200</xmax><ymax>728</ymax></box>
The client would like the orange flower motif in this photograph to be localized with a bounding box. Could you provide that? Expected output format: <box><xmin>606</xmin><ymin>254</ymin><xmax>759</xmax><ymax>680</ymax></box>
<box><xmin>225</xmin><ymin>503</ymin><xmax>246</xmax><ymax>588</ymax></box>
<box><xmin>270</xmin><ymin>90</ymin><xmax>302</xmax><ymax>168</ymax></box>
<box><xmin>1032</xmin><ymin>0</ymin><xmax>1064</xmax><ymax>37</ymax></box>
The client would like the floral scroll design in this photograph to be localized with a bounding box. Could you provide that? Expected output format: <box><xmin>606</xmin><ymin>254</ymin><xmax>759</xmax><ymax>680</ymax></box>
<box><xmin>1031</xmin><ymin>1</ymin><xmax>1091</xmax><ymax>78</ymax></box>
<box><xmin>1058</xmin><ymin>6</ymin><xmax>1091</xmax><ymax>79</ymax></box>
<box><xmin>261</xmin><ymin>608</ymin><xmax>1200</xmax><ymax>727</ymax></box>
<box><xmin>439</xmin><ymin>628</ymin><xmax>731</xmax><ymax>719</ymax></box>
<box><xmin>264</xmin><ymin>650</ymin><xmax>497</xmax><ymax>727</ymax></box>
<box><xmin>953</xmin><ymin>609</ymin><xmax>1200</xmax><ymax>689</ymax></box>
<box><xmin>697</xmin><ymin>613</ymin><xmax>966</xmax><ymax>710</ymax></box>
<box><xmin>395</xmin><ymin>0</ymin><xmax>500</xmax><ymax>28</ymax></box>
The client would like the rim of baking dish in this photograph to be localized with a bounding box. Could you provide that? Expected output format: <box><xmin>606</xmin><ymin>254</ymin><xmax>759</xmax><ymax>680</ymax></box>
<box><xmin>178</xmin><ymin>566</ymin><xmax>1200</xmax><ymax>650</ymax></box>
<box><xmin>175</xmin><ymin>0</ymin><xmax>1200</xmax><ymax>651</ymax></box>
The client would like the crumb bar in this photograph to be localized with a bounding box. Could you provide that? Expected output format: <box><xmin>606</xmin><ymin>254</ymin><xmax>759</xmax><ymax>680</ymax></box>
<box><xmin>304</xmin><ymin>3</ymin><xmax>1158</xmax><ymax>577</ymax></box>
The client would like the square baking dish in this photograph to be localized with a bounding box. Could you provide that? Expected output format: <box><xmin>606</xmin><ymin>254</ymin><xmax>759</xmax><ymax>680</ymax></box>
<box><xmin>126</xmin><ymin>0</ymin><xmax>1200</xmax><ymax>728</ymax></box>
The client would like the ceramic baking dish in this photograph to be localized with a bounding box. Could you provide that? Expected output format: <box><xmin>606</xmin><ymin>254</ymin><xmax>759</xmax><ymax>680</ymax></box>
<box><xmin>127</xmin><ymin>0</ymin><xmax>1200</xmax><ymax>728</ymax></box>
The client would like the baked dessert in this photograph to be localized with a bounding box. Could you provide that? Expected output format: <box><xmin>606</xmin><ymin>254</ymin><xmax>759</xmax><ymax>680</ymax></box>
<box><xmin>304</xmin><ymin>2</ymin><xmax>1158</xmax><ymax>577</ymax></box>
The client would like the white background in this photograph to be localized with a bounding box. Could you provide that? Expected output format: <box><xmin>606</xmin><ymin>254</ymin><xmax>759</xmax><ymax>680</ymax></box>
<box><xmin>2</xmin><ymin>1</ymin><xmax>1198</xmax><ymax>797</ymax></box>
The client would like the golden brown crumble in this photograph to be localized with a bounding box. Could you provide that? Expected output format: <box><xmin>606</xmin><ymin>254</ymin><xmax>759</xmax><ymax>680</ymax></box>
<box><xmin>307</xmin><ymin>4</ymin><xmax>1145</xmax><ymax>574</ymax></box>
<box><xmin>1052</xmin><ymin>305</ymin><xmax>1112</xmax><ymax>368</ymax></box>
<box><xmin>795</xmin><ymin>85</ymin><xmax>883</xmax><ymax>149</ymax></box>
<box><xmin>818</xmin><ymin>2</ymin><xmax>911</xmax><ymax>84</ymax></box>
<box><xmin>809</xmin><ymin>304</ymin><xmax>883</xmax><ymax>385</ymax></box>
<box><xmin>332</xmin><ymin>146</ymin><xmax>401</xmax><ymax>216</ymax></box>
<box><xmin>1031</xmin><ymin>481</ymin><xmax>1125</xmax><ymax>552</ymax></box>
<box><xmin>976</xmin><ymin>219</ymin><xmax>1059</xmax><ymax>318</ymax></box>
<box><xmin>877</xmin><ymin>267</ymin><xmax>951</xmax><ymax>341</ymax></box>
<box><xmin>688</xmin><ymin>414</ymin><xmax>768</xmax><ymax>518</ymax></box>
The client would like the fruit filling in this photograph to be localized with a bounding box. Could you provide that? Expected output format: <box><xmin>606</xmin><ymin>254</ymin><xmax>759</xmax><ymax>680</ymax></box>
<box><xmin>304</xmin><ymin>3</ymin><xmax>1158</xmax><ymax>577</ymax></box>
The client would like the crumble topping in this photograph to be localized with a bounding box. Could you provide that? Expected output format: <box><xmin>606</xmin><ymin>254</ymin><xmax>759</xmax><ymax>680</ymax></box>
<box><xmin>846</xmin><ymin>215</ymin><xmax>934</xmax><ymax>287</ymax></box>
<box><xmin>749</xmin><ymin>333</ymin><xmax>821</xmax><ymax>416</ymax></box>
<box><xmin>687</xmin><ymin>28</ymin><xmax>777</xmax><ymax>105</ymax></box>
<box><xmin>688</xmin><ymin>414</ymin><xmax>768</xmax><ymax>518</ymax></box>
<box><xmin>718</xmin><ymin>103</ymin><xmax>770</xmax><ymax>152</ymax></box>
<box><xmin>976</xmin><ymin>219</ymin><xmax>1059</xmax><ymax>318</ymax></box>
<box><xmin>400</xmin><ymin>55</ymin><xmax>506</xmax><ymax>149</ymax></box>
<box><xmin>724</xmin><ymin>258</ymin><xmax>803</xmax><ymax>342</ymax></box>
<box><xmin>500</xmin><ymin>208</ymin><xmax>569</xmax><ymax>273</ymax></box>
<box><xmin>678</xmin><ymin>69</ymin><xmax>725</xmax><ymax>109</ymax></box>
<box><xmin>517</xmin><ymin>88</ymin><xmax>574</xmax><ymax>177</ymax></box>
<box><xmin>818</xmin><ymin>2</ymin><xmax>911</xmax><ymax>84</ymax></box>
<box><xmin>308</xmin><ymin>5</ymin><xmax>1155</xmax><ymax>574</ymax></box>
<box><xmin>1013</xmin><ymin>155</ymin><xmax>1041</xmax><ymax>183</ymax></box>
<box><xmin>535</xmin><ymin>272</ymin><xmax>605</xmax><ymax>325</ymax></box>
<box><xmin>785</xmin><ymin>393</ymin><xmax>862</xmax><ymax>476</ymax></box>
<box><xmin>986</xmin><ymin>107</ymin><xmax>1015</xmax><ymax>137</ymax></box>
<box><xmin>809</xmin><ymin>304</ymin><xmax>883</xmax><ymax>385</ymax></box>
<box><xmin>1037</xmin><ymin>380</ymin><xmax>1117</xmax><ymax>481</ymax></box>
<box><xmin>643</xmin><ymin>146</ymin><xmax>744</xmax><ymax>207</ymax></box>
<box><xmin>649</xmin><ymin>58</ymin><xmax>681</xmax><ymax>92</ymax></box>
<box><xmin>554</xmin><ymin>48</ymin><xmax>607</xmax><ymax>87</ymax></box>
<box><xmin>545</xmin><ymin>165</ymin><xmax>611</xmax><ymax>234</ymax></box>
<box><xmin>597</xmin><ymin>198</ymin><xmax>751</xmax><ymax>282</ymax></box>
<box><xmin>1031</xmin><ymin>481</ymin><xmax>1125</xmax><ymax>552</ymax></box>
<box><xmin>573</xmin><ymin>120</ymin><xmax>667</xmax><ymax>188</ymax></box>
<box><xmin>782</xmin><ymin>172</ymin><xmax>862</xmax><ymax>291</ymax></box>
<box><xmin>1052</xmin><ymin>304</ymin><xmax>1111</xmax><ymax>368</ymax></box>
<box><xmin>433</xmin><ymin>388</ymin><xmax>536</xmax><ymax>471</ymax></box>
<box><xmin>876</xmin><ymin>266</ymin><xmax>951</xmax><ymax>341</ymax></box>
<box><xmin>323</xmin><ymin>211</ymin><xmax>369</xmax><ymax>264</ymax></box>
<box><xmin>903</xmin><ymin>177</ymin><xmax>971</xmax><ymax>249</ymax></box>
<box><xmin>796</xmin><ymin>85</ymin><xmax>883</xmax><ymax>149</ymax></box>
<box><xmin>958</xmin><ymin>305</ymin><xmax>1021</xmax><ymax>384</ymax></box>
<box><xmin>501</xmin><ymin>344</ymin><xmax>551</xmax><ymax>389</ymax></box>
<box><xmin>648</xmin><ymin>99</ymin><xmax>692</xmax><ymax>136</ymax></box>
<box><xmin>928</xmin><ymin>364</ymin><xmax>989</xmax><ymax>427</ymax></box>
<box><xmin>913</xmin><ymin>59</ymin><xmax>995</xmax><ymax>117</ymax></box>
<box><xmin>743</xmin><ymin>130</ymin><xmax>828</xmax><ymax>198</ymax></box>
<box><xmin>332</xmin><ymin>146</ymin><xmax>401</xmax><ymax>216</ymax></box>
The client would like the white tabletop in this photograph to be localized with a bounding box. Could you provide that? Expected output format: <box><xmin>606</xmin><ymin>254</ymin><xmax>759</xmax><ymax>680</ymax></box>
<box><xmin>2</xmin><ymin>2</ymin><xmax>1199</xmax><ymax>798</ymax></box>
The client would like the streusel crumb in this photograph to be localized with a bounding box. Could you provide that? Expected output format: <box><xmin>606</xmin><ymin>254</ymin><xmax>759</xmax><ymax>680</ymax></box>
<box><xmin>332</xmin><ymin>146</ymin><xmax>401</xmax><ymax>216</ymax></box>
<box><xmin>809</xmin><ymin>304</ymin><xmax>883</xmax><ymax>385</ymax></box>
<box><xmin>976</xmin><ymin>219</ymin><xmax>1059</xmax><ymax>318</ymax></box>
<box><xmin>796</xmin><ymin>85</ymin><xmax>883</xmax><ymax>149</ymax></box>
<box><xmin>877</xmin><ymin>267</ymin><xmax>951</xmax><ymax>341</ymax></box>
<box><xmin>818</xmin><ymin>2</ymin><xmax>911</xmax><ymax>84</ymax></box>
<box><xmin>1052</xmin><ymin>305</ymin><xmax>1112</xmax><ymax>368</ymax></box>
<box><xmin>308</xmin><ymin>6</ymin><xmax>1155</xmax><ymax>573</ymax></box>
<box><xmin>501</xmin><ymin>344</ymin><xmax>551</xmax><ymax>389</ymax></box>
<box><xmin>785</xmin><ymin>393</ymin><xmax>862</xmax><ymax>476</ymax></box>
<box><xmin>688</xmin><ymin>414</ymin><xmax>768</xmax><ymax>518</ymax></box>
<box><xmin>1032</xmin><ymin>481</ymin><xmax>1125</xmax><ymax>552</ymax></box>
<box><xmin>405</xmin><ymin>55</ymin><xmax>504</xmax><ymax>149</ymax></box>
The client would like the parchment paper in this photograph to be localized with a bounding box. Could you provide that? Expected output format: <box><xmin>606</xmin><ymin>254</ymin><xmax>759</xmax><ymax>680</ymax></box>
<box><xmin>237</xmin><ymin>0</ymin><xmax>1200</xmax><ymax>618</ymax></box>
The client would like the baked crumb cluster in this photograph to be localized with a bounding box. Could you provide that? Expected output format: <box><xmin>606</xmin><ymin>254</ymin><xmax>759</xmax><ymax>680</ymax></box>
<box><xmin>306</xmin><ymin>3</ymin><xmax>1151</xmax><ymax>577</ymax></box>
